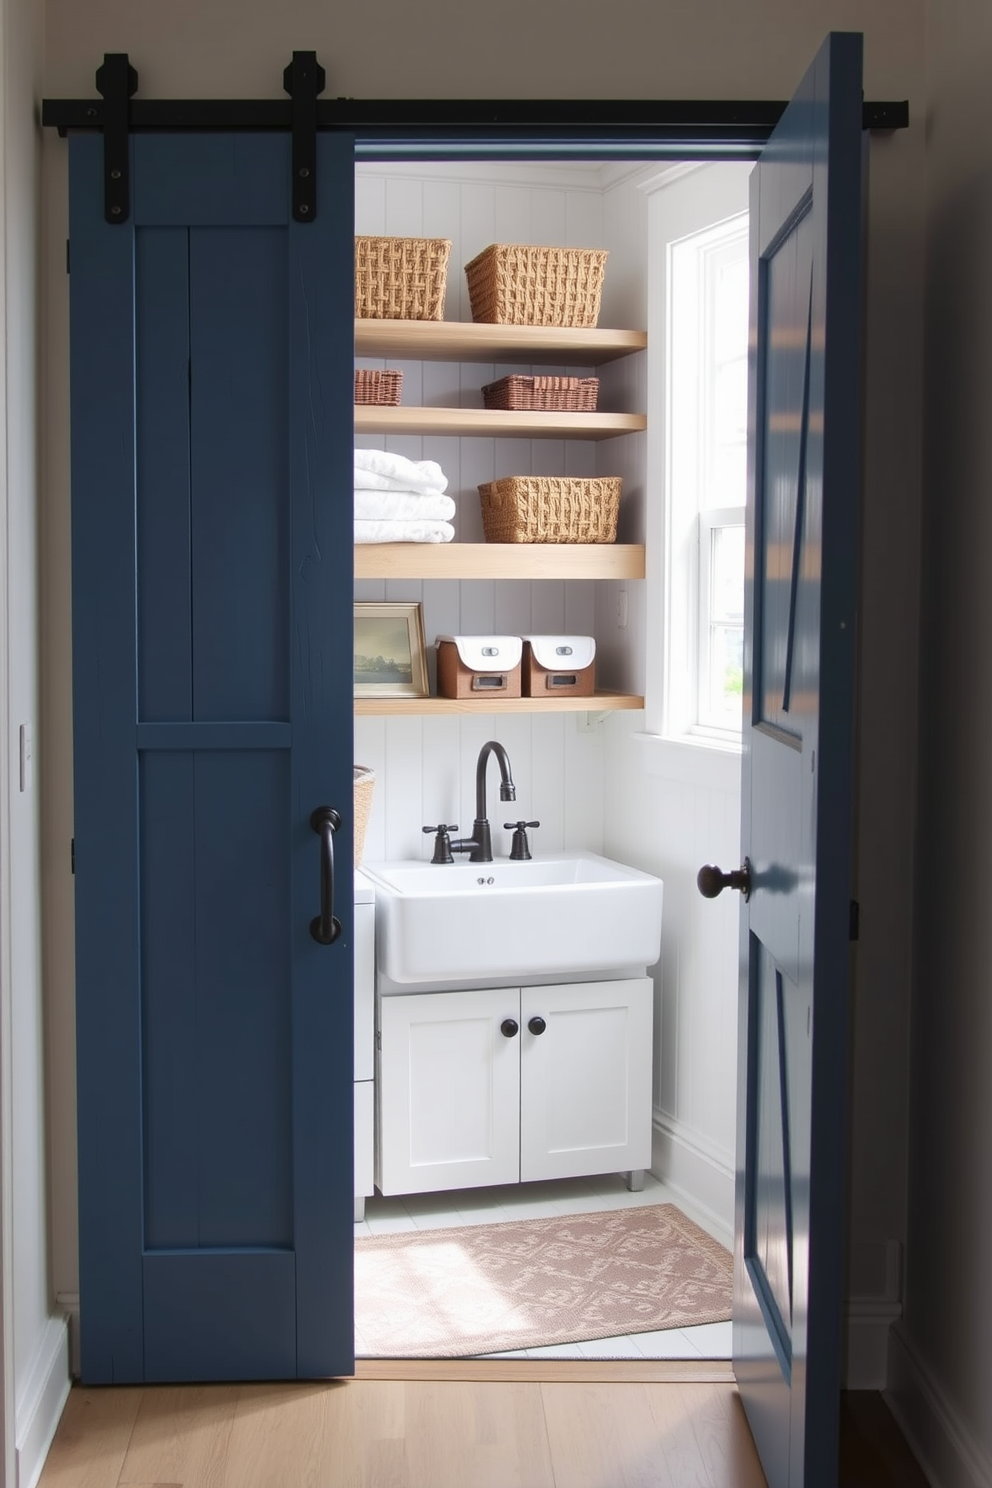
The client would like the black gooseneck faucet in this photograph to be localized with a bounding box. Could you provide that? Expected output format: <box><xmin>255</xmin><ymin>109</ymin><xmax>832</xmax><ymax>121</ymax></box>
<box><xmin>449</xmin><ymin>740</ymin><xmax>516</xmax><ymax>863</ymax></box>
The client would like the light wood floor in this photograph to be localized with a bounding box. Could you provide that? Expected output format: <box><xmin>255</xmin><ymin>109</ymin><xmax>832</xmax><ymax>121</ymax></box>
<box><xmin>39</xmin><ymin>1372</ymin><xmax>767</xmax><ymax>1488</ymax></box>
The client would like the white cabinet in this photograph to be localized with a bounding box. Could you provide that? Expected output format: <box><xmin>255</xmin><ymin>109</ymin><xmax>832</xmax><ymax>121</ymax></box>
<box><xmin>354</xmin><ymin>875</ymin><xmax>376</xmax><ymax>1220</ymax></box>
<box><xmin>376</xmin><ymin>977</ymin><xmax>652</xmax><ymax>1197</ymax></box>
<box><xmin>376</xmin><ymin>987</ymin><xmax>521</xmax><ymax>1195</ymax></box>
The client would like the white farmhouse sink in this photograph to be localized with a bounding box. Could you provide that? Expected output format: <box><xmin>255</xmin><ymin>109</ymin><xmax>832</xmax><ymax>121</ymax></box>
<box><xmin>362</xmin><ymin>850</ymin><xmax>664</xmax><ymax>984</ymax></box>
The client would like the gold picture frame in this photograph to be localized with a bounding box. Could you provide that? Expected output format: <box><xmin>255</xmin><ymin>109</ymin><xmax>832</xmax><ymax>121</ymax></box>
<box><xmin>353</xmin><ymin>601</ymin><xmax>430</xmax><ymax>698</ymax></box>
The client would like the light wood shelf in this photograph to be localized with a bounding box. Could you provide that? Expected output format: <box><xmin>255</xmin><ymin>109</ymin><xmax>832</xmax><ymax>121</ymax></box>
<box><xmin>355</xmin><ymin>318</ymin><xmax>647</xmax><ymax>365</ymax></box>
<box><xmin>354</xmin><ymin>542</ymin><xmax>645</xmax><ymax>581</ymax></box>
<box><xmin>354</xmin><ymin>691</ymin><xmax>644</xmax><ymax>717</ymax></box>
<box><xmin>354</xmin><ymin>405</ymin><xmax>645</xmax><ymax>440</ymax></box>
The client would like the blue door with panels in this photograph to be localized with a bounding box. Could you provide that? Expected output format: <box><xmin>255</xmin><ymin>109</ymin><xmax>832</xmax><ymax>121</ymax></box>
<box><xmin>69</xmin><ymin>131</ymin><xmax>356</xmax><ymax>1381</ymax></box>
<box><xmin>733</xmin><ymin>32</ymin><xmax>864</xmax><ymax>1488</ymax></box>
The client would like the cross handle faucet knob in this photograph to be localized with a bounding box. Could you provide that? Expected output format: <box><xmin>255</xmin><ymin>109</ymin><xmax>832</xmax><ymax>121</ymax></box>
<box><xmin>504</xmin><ymin>820</ymin><xmax>541</xmax><ymax>861</ymax></box>
<box><xmin>423</xmin><ymin>823</ymin><xmax>459</xmax><ymax>865</ymax></box>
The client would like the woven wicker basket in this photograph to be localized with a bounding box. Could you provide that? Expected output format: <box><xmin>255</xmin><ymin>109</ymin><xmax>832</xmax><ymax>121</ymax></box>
<box><xmin>464</xmin><ymin>244</ymin><xmax>608</xmax><ymax>327</ymax></box>
<box><xmin>355</xmin><ymin>236</ymin><xmax>451</xmax><ymax>321</ymax></box>
<box><xmin>481</xmin><ymin>375</ymin><xmax>599</xmax><ymax>412</ymax></box>
<box><xmin>354</xmin><ymin>369</ymin><xmax>404</xmax><ymax>405</ymax></box>
<box><xmin>478</xmin><ymin>476</ymin><xmax>621</xmax><ymax>544</ymax></box>
<box><xmin>353</xmin><ymin>766</ymin><xmax>376</xmax><ymax>867</ymax></box>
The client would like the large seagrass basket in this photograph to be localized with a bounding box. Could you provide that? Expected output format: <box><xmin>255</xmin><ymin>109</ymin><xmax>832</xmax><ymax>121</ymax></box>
<box><xmin>355</xmin><ymin>236</ymin><xmax>451</xmax><ymax>321</ymax></box>
<box><xmin>478</xmin><ymin>476</ymin><xmax>621</xmax><ymax>544</ymax></box>
<box><xmin>464</xmin><ymin>244</ymin><xmax>608</xmax><ymax>327</ymax></box>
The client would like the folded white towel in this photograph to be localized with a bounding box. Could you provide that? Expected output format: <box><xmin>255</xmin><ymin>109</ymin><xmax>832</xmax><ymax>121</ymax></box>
<box><xmin>354</xmin><ymin>519</ymin><xmax>455</xmax><ymax>544</ymax></box>
<box><xmin>354</xmin><ymin>490</ymin><xmax>456</xmax><ymax>522</ymax></box>
<box><xmin>354</xmin><ymin>448</ymin><xmax>448</xmax><ymax>494</ymax></box>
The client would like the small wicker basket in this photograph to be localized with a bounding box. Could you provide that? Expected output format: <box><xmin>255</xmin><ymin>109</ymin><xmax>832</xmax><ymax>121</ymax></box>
<box><xmin>355</xmin><ymin>236</ymin><xmax>451</xmax><ymax>321</ymax></box>
<box><xmin>354</xmin><ymin>369</ymin><xmax>404</xmax><ymax>405</ymax></box>
<box><xmin>481</xmin><ymin>375</ymin><xmax>599</xmax><ymax>412</ymax></box>
<box><xmin>478</xmin><ymin>476</ymin><xmax>621</xmax><ymax>544</ymax></box>
<box><xmin>464</xmin><ymin>244</ymin><xmax>608</xmax><ymax>327</ymax></box>
<box><xmin>353</xmin><ymin>766</ymin><xmax>376</xmax><ymax>867</ymax></box>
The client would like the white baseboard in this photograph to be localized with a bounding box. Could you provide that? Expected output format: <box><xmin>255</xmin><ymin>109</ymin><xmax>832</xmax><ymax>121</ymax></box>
<box><xmin>14</xmin><ymin>1317</ymin><xmax>70</xmax><ymax>1488</ymax></box>
<box><xmin>843</xmin><ymin>1300</ymin><xmax>902</xmax><ymax>1390</ymax></box>
<box><xmin>651</xmin><ymin>1111</ymin><xmax>734</xmax><ymax>1248</ymax></box>
<box><xmin>55</xmin><ymin>1295</ymin><xmax>79</xmax><ymax>1380</ymax></box>
<box><xmin>886</xmin><ymin>1322</ymin><xmax>992</xmax><ymax>1488</ymax></box>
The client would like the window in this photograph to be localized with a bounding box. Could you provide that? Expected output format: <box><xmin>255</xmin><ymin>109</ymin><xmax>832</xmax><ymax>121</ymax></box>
<box><xmin>641</xmin><ymin>162</ymin><xmax>751</xmax><ymax>753</ymax></box>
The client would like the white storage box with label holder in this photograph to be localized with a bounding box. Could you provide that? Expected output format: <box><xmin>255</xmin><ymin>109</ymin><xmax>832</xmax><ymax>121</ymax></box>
<box><xmin>522</xmin><ymin>634</ymin><xmax>596</xmax><ymax>698</ymax></box>
<box><xmin>436</xmin><ymin>634</ymin><xmax>523</xmax><ymax>699</ymax></box>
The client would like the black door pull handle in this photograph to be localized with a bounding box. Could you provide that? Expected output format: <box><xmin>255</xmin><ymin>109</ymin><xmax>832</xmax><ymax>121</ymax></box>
<box><xmin>310</xmin><ymin>806</ymin><xmax>342</xmax><ymax>944</ymax></box>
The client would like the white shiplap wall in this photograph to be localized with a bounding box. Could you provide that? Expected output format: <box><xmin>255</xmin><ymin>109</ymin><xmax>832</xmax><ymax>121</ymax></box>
<box><xmin>354</xmin><ymin>162</ymin><xmax>739</xmax><ymax>1240</ymax></box>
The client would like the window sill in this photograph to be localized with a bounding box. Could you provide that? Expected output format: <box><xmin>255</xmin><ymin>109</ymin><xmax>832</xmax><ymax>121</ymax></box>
<box><xmin>632</xmin><ymin>731</ymin><xmax>743</xmax><ymax>793</ymax></box>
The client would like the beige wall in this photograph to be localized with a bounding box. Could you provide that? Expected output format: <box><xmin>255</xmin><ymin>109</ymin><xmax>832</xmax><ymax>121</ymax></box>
<box><xmin>40</xmin><ymin>0</ymin><xmax>927</xmax><ymax>1398</ymax></box>
<box><xmin>887</xmin><ymin>0</ymin><xmax>992</xmax><ymax>1480</ymax></box>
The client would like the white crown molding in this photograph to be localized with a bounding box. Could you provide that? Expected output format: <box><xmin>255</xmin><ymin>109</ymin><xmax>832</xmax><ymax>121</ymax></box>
<box><xmin>355</xmin><ymin>159</ymin><xmax>606</xmax><ymax>192</ymax></box>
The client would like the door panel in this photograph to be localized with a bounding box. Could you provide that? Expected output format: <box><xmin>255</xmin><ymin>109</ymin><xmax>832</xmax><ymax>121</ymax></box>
<box><xmin>69</xmin><ymin>131</ymin><xmax>356</xmax><ymax>1382</ymax></box>
<box><xmin>734</xmin><ymin>32</ymin><xmax>864</xmax><ymax>1488</ymax></box>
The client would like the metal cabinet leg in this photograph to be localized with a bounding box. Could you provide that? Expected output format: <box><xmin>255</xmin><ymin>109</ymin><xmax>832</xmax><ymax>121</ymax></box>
<box><xmin>624</xmin><ymin>1169</ymin><xmax>645</xmax><ymax>1192</ymax></box>
<box><xmin>354</xmin><ymin>1197</ymin><xmax>366</xmax><ymax>1223</ymax></box>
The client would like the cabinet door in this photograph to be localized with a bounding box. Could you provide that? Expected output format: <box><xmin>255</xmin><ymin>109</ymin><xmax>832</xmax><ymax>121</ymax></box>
<box><xmin>377</xmin><ymin>989</ymin><xmax>520</xmax><ymax>1195</ymax></box>
<box><xmin>520</xmin><ymin>979</ymin><xmax>653</xmax><ymax>1182</ymax></box>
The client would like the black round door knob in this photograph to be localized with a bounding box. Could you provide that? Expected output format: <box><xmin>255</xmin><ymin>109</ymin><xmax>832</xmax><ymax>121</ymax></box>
<box><xmin>697</xmin><ymin>858</ymin><xmax>752</xmax><ymax>902</ymax></box>
<box><xmin>500</xmin><ymin>1018</ymin><xmax>519</xmax><ymax>1038</ymax></box>
<box><xmin>528</xmin><ymin>1016</ymin><xmax>546</xmax><ymax>1036</ymax></box>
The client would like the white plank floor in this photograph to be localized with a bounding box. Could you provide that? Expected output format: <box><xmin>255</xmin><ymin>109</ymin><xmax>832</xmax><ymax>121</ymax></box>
<box><xmin>356</xmin><ymin>1172</ymin><xmax>734</xmax><ymax>1361</ymax></box>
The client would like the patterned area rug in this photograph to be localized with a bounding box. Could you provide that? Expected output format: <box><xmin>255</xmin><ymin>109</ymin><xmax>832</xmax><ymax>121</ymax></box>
<box><xmin>354</xmin><ymin>1202</ymin><xmax>732</xmax><ymax>1357</ymax></box>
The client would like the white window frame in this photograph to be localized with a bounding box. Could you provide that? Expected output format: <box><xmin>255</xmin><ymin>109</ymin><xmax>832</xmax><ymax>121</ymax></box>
<box><xmin>639</xmin><ymin>162</ymin><xmax>750</xmax><ymax>776</ymax></box>
<box><xmin>696</xmin><ymin>506</ymin><xmax>746</xmax><ymax>738</ymax></box>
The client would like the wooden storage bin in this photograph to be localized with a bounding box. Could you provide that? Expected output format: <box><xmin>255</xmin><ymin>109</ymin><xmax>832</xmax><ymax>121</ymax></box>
<box><xmin>481</xmin><ymin>375</ymin><xmax>599</xmax><ymax>411</ymax></box>
<box><xmin>522</xmin><ymin>637</ymin><xmax>596</xmax><ymax>698</ymax></box>
<box><xmin>355</xmin><ymin>236</ymin><xmax>451</xmax><ymax>321</ymax></box>
<box><xmin>436</xmin><ymin>635</ymin><xmax>523</xmax><ymax>700</ymax></box>
<box><xmin>478</xmin><ymin>475</ymin><xmax>622</xmax><ymax>544</ymax></box>
<box><xmin>354</xmin><ymin>368</ymin><xmax>403</xmax><ymax>405</ymax></box>
<box><xmin>464</xmin><ymin>243</ymin><xmax>608</xmax><ymax>327</ymax></box>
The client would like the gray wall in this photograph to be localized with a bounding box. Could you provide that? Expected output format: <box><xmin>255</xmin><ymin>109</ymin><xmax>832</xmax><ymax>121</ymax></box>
<box><xmin>887</xmin><ymin>0</ymin><xmax>992</xmax><ymax>1481</ymax></box>
<box><xmin>40</xmin><ymin>0</ymin><xmax>925</xmax><ymax>1405</ymax></box>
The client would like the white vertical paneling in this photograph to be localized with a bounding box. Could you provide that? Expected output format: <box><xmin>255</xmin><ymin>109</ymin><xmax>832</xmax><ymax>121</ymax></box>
<box><xmin>531</xmin><ymin>189</ymin><xmax>568</xmax><ymax>251</ymax></box>
<box><xmin>384</xmin><ymin>175</ymin><xmax>425</xmax><ymax>236</ymax></box>
<box><xmin>354</xmin><ymin>172</ymin><xmax>386</xmax><ymax>235</ymax></box>
<box><xmin>382</xmin><ymin>717</ymin><xmax>425</xmax><ymax>860</ymax></box>
<box><xmin>528</xmin><ymin>713</ymin><xmax>567</xmax><ymax>852</ymax></box>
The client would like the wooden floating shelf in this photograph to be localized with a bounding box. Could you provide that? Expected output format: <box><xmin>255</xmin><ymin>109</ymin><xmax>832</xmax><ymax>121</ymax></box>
<box><xmin>353</xmin><ymin>405</ymin><xmax>645</xmax><ymax>440</ymax></box>
<box><xmin>354</xmin><ymin>692</ymin><xmax>644</xmax><ymax>717</ymax></box>
<box><xmin>354</xmin><ymin>543</ymin><xmax>645</xmax><ymax>581</ymax></box>
<box><xmin>355</xmin><ymin>318</ymin><xmax>647</xmax><ymax>365</ymax></box>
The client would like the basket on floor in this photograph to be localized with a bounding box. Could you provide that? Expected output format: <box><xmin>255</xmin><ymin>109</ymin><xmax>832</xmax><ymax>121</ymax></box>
<box><xmin>481</xmin><ymin>375</ymin><xmax>599</xmax><ymax>412</ymax></box>
<box><xmin>354</xmin><ymin>369</ymin><xmax>404</xmax><ymax>405</ymax></box>
<box><xmin>355</xmin><ymin>236</ymin><xmax>451</xmax><ymax>321</ymax></box>
<box><xmin>464</xmin><ymin>244</ymin><xmax>608</xmax><ymax>327</ymax></box>
<box><xmin>353</xmin><ymin>766</ymin><xmax>376</xmax><ymax>867</ymax></box>
<box><xmin>478</xmin><ymin>476</ymin><xmax>621</xmax><ymax>544</ymax></box>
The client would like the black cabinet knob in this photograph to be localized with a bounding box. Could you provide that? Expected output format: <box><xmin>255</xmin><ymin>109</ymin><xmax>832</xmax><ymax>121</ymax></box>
<box><xmin>500</xmin><ymin>1018</ymin><xmax>519</xmax><ymax>1038</ymax></box>
<box><xmin>528</xmin><ymin>1015</ymin><xmax>546</xmax><ymax>1035</ymax></box>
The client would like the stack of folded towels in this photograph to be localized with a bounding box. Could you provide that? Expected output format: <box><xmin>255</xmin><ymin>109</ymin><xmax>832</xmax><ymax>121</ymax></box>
<box><xmin>354</xmin><ymin>448</ymin><xmax>455</xmax><ymax>544</ymax></box>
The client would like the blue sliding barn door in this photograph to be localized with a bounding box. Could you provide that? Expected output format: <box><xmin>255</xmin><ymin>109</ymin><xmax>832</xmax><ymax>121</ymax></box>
<box><xmin>69</xmin><ymin>132</ymin><xmax>356</xmax><ymax>1382</ymax></box>
<box><xmin>734</xmin><ymin>33</ymin><xmax>864</xmax><ymax>1488</ymax></box>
